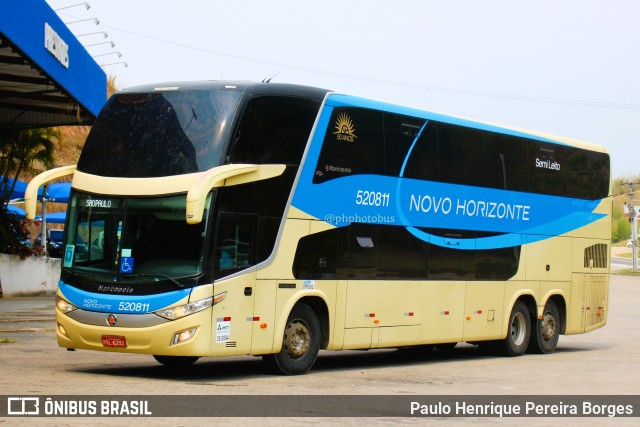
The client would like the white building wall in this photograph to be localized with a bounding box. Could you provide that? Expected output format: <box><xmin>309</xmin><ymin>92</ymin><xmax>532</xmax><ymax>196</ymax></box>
<box><xmin>0</xmin><ymin>254</ymin><xmax>60</xmax><ymax>296</ymax></box>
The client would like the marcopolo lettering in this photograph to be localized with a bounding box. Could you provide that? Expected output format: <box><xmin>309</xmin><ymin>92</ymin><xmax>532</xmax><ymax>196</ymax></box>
<box><xmin>97</xmin><ymin>285</ymin><xmax>135</xmax><ymax>294</ymax></box>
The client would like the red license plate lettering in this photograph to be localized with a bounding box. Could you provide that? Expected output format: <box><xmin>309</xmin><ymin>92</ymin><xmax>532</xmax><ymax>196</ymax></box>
<box><xmin>102</xmin><ymin>335</ymin><xmax>127</xmax><ymax>348</ymax></box>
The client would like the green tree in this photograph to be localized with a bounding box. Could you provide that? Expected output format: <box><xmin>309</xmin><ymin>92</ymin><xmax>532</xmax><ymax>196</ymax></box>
<box><xmin>612</xmin><ymin>178</ymin><xmax>626</xmax><ymax>197</ymax></box>
<box><xmin>1</xmin><ymin>128</ymin><xmax>57</xmax><ymax>203</ymax></box>
<box><xmin>612</xmin><ymin>217</ymin><xmax>631</xmax><ymax>243</ymax></box>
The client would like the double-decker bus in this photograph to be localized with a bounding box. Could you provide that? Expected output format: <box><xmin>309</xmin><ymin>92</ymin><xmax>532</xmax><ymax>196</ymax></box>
<box><xmin>26</xmin><ymin>81</ymin><xmax>611</xmax><ymax>375</ymax></box>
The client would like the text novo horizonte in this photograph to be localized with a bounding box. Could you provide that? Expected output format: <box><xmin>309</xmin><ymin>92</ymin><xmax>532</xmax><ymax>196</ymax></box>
<box><xmin>409</xmin><ymin>195</ymin><xmax>530</xmax><ymax>221</ymax></box>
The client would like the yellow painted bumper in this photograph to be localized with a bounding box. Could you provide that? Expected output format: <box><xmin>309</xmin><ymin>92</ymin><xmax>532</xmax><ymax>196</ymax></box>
<box><xmin>56</xmin><ymin>308</ymin><xmax>212</xmax><ymax>356</ymax></box>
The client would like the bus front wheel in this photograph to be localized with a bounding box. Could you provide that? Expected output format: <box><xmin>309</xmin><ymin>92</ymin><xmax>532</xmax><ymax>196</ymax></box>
<box><xmin>528</xmin><ymin>299</ymin><xmax>560</xmax><ymax>354</ymax></box>
<box><xmin>499</xmin><ymin>301</ymin><xmax>531</xmax><ymax>356</ymax></box>
<box><xmin>263</xmin><ymin>303</ymin><xmax>320</xmax><ymax>375</ymax></box>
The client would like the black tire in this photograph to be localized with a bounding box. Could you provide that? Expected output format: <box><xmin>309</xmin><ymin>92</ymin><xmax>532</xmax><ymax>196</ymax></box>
<box><xmin>498</xmin><ymin>301</ymin><xmax>531</xmax><ymax>356</ymax></box>
<box><xmin>527</xmin><ymin>299</ymin><xmax>560</xmax><ymax>354</ymax></box>
<box><xmin>153</xmin><ymin>355</ymin><xmax>199</xmax><ymax>368</ymax></box>
<box><xmin>263</xmin><ymin>304</ymin><xmax>321</xmax><ymax>375</ymax></box>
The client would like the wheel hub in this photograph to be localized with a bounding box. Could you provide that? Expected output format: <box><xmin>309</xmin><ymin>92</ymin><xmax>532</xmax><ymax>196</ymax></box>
<box><xmin>284</xmin><ymin>320</ymin><xmax>310</xmax><ymax>359</ymax></box>
<box><xmin>541</xmin><ymin>313</ymin><xmax>557</xmax><ymax>341</ymax></box>
<box><xmin>510</xmin><ymin>312</ymin><xmax>526</xmax><ymax>346</ymax></box>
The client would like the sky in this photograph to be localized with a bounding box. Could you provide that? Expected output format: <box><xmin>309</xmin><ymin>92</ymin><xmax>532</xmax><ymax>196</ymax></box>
<box><xmin>47</xmin><ymin>0</ymin><xmax>639</xmax><ymax>179</ymax></box>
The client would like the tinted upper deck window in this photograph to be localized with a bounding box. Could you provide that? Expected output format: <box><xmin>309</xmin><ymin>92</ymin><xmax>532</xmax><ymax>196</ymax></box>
<box><xmin>78</xmin><ymin>90</ymin><xmax>241</xmax><ymax>177</ymax></box>
<box><xmin>313</xmin><ymin>107</ymin><xmax>384</xmax><ymax>183</ymax></box>
<box><xmin>227</xmin><ymin>96</ymin><xmax>322</xmax><ymax>166</ymax></box>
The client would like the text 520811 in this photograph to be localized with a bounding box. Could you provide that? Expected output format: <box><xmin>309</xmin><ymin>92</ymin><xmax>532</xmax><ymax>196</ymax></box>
<box><xmin>118</xmin><ymin>302</ymin><xmax>150</xmax><ymax>312</ymax></box>
<box><xmin>355</xmin><ymin>190</ymin><xmax>390</xmax><ymax>207</ymax></box>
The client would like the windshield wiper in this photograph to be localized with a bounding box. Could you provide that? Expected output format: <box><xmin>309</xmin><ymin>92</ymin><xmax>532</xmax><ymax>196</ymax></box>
<box><xmin>68</xmin><ymin>269</ymin><xmax>117</xmax><ymax>282</ymax></box>
<box><xmin>125</xmin><ymin>273</ymin><xmax>185</xmax><ymax>289</ymax></box>
<box><xmin>68</xmin><ymin>267</ymin><xmax>192</xmax><ymax>289</ymax></box>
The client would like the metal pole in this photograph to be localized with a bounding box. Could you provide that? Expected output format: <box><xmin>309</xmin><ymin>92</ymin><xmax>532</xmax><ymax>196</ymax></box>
<box><xmin>623</xmin><ymin>181</ymin><xmax>640</xmax><ymax>271</ymax></box>
<box><xmin>41</xmin><ymin>186</ymin><xmax>47</xmax><ymax>256</ymax></box>
<box><xmin>633</xmin><ymin>206</ymin><xmax>638</xmax><ymax>271</ymax></box>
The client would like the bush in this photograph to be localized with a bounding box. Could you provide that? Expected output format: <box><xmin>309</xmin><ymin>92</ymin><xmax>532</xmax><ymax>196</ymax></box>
<box><xmin>0</xmin><ymin>208</ymin><xmax>39</xmax><ymax>259</ymax></box>
<box><xmin>612</xmin><ymin>217</ymin><xmax>631</xmax><ymax>244</ymax></box>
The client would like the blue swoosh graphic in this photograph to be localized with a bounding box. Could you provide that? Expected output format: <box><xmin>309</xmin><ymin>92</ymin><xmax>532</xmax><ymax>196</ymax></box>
<box><xmin>292</xmin><ymin>95</ymin><xmax>605</xmax><ymax>250</ymax></box>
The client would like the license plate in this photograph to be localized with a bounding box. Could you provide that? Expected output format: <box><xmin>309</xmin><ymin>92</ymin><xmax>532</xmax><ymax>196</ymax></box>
<box><xmin>102</xmin><ymin>335</ymin><xmax>127</xmax><ymax>348</ymax></box>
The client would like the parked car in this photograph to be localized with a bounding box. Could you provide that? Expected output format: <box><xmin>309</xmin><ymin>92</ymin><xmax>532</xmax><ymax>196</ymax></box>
<box><xmin>35</xmin><ymin>229</ymin><xmax>64</xmax><ymax>257</ymax></box>
<box><xmin>35</xmin><ymin>229</ymin><xmax>87</xmax><ymax>258</ymax></box>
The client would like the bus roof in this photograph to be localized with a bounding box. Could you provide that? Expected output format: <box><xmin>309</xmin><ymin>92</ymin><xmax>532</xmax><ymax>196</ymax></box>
<box><xmin>118</xmin><ymin>80</ymin><xmax>331</xmax><ymax>100</ymax></box>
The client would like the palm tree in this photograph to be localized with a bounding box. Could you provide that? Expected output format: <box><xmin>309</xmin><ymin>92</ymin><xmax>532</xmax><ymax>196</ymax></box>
<box><xmin>0</xmin><ymin>128</ymin><xmax>57</xmax><ymax>206</ymax></box>
<box><xmin>1</xmin><ymin>128</ymin><xmax>57</xmax><ymax>255</ymax></box>
<box><xmin>0</xmin><ymin>129</ymin><xmax>22</xmax><ymax>204</ymax></box>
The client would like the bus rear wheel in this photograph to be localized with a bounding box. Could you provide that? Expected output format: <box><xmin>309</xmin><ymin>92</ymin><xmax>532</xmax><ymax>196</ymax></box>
<box><xmin>153</xmin><ymin>355</ymin><xmax>199</xmax><ymax>368</ymax></box>
<box><xmin>263</xmin><ymin>303</ymin><xmax>320</xmax><ymax>375</ymax></box>
<box><xmin>498</xmin><ymin>301</ymin><xmax>531</xmax><ymax>356</ymax></box>
<box><xmin>528</xmin><ymin>299</ymin><xmax>560</xmax><ymax>354</ymax></box>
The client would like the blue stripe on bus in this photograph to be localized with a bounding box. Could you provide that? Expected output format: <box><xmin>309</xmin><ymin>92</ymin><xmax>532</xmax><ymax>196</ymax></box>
<box><xmin>59</xmin><ymin>281</ymin><xmax>190</xmax><ymax>314</ymax></box>
<box><xmin>292</xmin><ymin>99</ymin><xmax>605</xmax><ymax>250</ymax></box>
<box><xmin>293</xmin><ymin>173</ymin><xmax>603</xmax><ymax>248</ymax></box>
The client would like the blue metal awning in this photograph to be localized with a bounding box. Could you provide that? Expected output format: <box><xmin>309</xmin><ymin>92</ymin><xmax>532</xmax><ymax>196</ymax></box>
<box><xmin>35</xmin><ymin>211</ymin><xmax>65</xmax><ymax>224</ymax></box>
<box><xmin>1</xmin><ymin>176</ymin><xmax>70</xmax><ymax>202</ymax></box>
<box><xmin>7</xmin><ymin>204</ymin><xmax>26</xmax><ymax>217</ymax></box>
<box><xmin>0</xmin><ymin>0</ymin><xmax>106</xmax><ymax>128</ymax></box>
<box><xmin>43</xmin><ymin>182</ymin><xmax>71</xmax><ymax>203</ymax></box>
<box><xmin>0</xmin><ymin>176</ymin><xmax>28</xmax><ymax>199</ymax></box>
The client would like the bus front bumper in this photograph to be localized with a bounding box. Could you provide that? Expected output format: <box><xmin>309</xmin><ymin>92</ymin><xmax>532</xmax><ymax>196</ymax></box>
<box><xmin>55</xmin><ymin>308</ymin><xmax>213</xmax><ymax>356</ymax></box>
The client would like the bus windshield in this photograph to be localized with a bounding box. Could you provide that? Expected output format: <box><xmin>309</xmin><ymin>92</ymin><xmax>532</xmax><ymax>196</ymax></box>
<box><xmin>63</xmin><ymin>192</ymin><xmax>210</xmax><ymax>283</ymax></box>
<box><xmin>77</xmin><ymin>89</ymin><xmax>242</xmax><ymax>177</ymax></box>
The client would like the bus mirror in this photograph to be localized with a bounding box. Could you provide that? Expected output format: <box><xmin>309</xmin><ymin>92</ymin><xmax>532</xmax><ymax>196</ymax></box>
<box><xmin>25</xmin><ymin>165</ymin><xmax>76</xmax><ymax>220</ymax></box>
<box><xmin>185</xmin><ymin>164</ymin><xmax>286</xmax><ymax>224</ymax></box>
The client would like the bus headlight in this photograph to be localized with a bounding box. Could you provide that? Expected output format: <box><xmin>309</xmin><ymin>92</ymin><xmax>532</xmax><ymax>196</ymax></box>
<box><xmin>56</xmin><ymin>295</ymin><xmax>78</xmax><ymax>314</ymax></box>
<box><xmin>154</xmin><ymin>296</ymin><xmax>214</xmax><ymax>320</ymax></box>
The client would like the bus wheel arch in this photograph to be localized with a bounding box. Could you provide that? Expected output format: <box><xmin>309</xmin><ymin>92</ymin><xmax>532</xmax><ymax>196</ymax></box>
<box><xmin>552</xmin><ymin>295</ymin><xmax>567</xmax><ymax>334</ymax></box>
<box><xmin>263</xmin><ymin>299</ymin><xmax>326</xmax><ymax>375</ymax></box>
<box><xmin>296</xmin><ymin>296</ymin><xmax>330</xmax><ymax>349</ymax></box>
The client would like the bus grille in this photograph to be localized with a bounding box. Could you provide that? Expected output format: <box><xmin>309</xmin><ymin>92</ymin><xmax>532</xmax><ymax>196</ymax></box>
<box><xmin>584</xmin><ymin>244</ymin><xmax>608</xmax><ymax>268</ymax></box>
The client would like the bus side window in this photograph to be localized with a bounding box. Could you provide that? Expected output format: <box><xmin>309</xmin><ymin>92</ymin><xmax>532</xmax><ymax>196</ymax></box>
<box><xmin>402</xmin><ymin>121</ymin><xmax>438</xmax><ymax>181</ymax></box>
<box><xmin>292</xmin><ymin>227</ymin><xmax>348</xmax><ymax>279</ymax></box>
<box><xmin>214</xmin><ymin>213</ymin><xmax>256</xmax><ymax>277</ymax></box>
<box><xmin>383</xmin><ymin>113</ymin><xmax>426</xmax><ymax>177</ymax></box>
